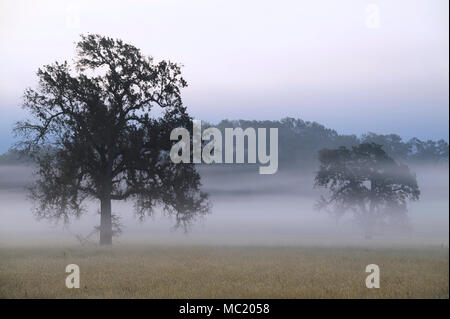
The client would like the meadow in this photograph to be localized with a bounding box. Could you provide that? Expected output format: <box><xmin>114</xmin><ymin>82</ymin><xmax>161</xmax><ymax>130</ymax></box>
<box><xmin>0</xmin><ymin>245</ymin><xmax>448</xmax><ymax>299</ymax></box>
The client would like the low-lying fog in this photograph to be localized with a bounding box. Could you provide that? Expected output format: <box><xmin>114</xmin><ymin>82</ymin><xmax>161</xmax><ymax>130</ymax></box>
<box><xmin>0</xmin><ymin>164</ymin><xmax>448</xmax><ymax>246</ymax></box>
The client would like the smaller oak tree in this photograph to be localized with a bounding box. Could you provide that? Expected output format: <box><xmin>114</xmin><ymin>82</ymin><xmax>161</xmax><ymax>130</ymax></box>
<box><xmin>315</xmin><ymin>143</ymin><xmax>420</xmax><ymax>238</ymax></box>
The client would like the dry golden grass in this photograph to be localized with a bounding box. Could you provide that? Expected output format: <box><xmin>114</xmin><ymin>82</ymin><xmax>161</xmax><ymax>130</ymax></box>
<box><xmin>0</xmin><ymin>245</ymin><xmax>448</xmax><ymax>299</ymax></box>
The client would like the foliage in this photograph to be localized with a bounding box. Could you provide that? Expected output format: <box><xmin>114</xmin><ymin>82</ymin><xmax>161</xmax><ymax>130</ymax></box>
<box><xmin>14</xmin><ymin>34</ymin><xmax>210</xmax><ymax>244</ymax></box>
<box><xmin>315</xmin><ymin>143</ymin><xmax>420</xmax><ymax>238</ymax></box>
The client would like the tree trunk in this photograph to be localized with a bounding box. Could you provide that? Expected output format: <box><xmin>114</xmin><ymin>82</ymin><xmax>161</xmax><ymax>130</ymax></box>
<box><xmin>364</xmin><ymin>212</ymin><xmax>375</xmax><ymax>240</ymax></box>
<box><xmin>365</xmin><ymin>181</ymin><xmax>377</xmax><ymax>240</ymax></box>
<box><xmin>99</xmin><ymin>195</ymin><xmax>112</xmax><ymax>245</ymax></box>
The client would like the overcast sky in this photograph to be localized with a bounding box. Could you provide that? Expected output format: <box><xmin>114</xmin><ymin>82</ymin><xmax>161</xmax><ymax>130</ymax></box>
<box><xmin>0</xmin><ymin>0</ymin><xmax>448</xmax><ymax>152</ymax></box>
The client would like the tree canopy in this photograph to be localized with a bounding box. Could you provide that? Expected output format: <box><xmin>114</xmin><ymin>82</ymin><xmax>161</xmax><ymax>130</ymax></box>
<box><xmin>315</xmin><ymin>143</ymin><xmax>420</xmax><ymax>238</ymax></box>
<box><xmin>211</xmin><ymin>118</ymin><xmax>449</xmax><ymax>169</ymax></box>
<box><xmin>15</xmin><ymin>34</ymin><xmax>210</xmax><ymax>244</ymax></box>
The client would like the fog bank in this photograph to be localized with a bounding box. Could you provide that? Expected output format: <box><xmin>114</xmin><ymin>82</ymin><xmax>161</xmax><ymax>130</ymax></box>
<box><xmin>0</xmin><ymin>163</ymin><xmax>448</xmax><ymax>247</ymax></box>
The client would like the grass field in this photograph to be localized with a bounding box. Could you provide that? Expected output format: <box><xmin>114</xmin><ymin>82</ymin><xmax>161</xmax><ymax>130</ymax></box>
<box><xmin>0</xmin><ymin>245</ymin><xmax>448</xmax><ymax>299</ymax></box>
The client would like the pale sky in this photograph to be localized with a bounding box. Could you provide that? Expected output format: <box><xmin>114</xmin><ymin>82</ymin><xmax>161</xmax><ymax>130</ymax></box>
<box><xmin>0</xmin><ymin>0</ymin><xmax>448</xmax><ymax>152</ymax></box>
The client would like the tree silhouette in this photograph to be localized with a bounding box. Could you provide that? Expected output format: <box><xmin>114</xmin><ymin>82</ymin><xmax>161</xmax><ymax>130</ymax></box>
<box><xmin>315</xmin><ymin>143</ymin><xmax>420</xmax><ymax>238</ymax></box>
<box><xmin>14</xmin><ymin>34</ymin><xmax>210</xmax><ymax>245</ymax></box>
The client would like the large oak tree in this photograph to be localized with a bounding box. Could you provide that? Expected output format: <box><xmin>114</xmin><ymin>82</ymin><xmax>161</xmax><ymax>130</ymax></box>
<box><xmin>15</xmin><ymin>34</ymin><xmax>209</xmax><ymax>245</ymax></box>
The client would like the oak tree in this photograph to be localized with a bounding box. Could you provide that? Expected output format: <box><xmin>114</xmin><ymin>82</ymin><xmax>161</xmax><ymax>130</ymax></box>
<box><xmin>315</xmin><ymin>143</ymin><xmax>420</xmax><ymax>238</ymax></box>
<box><xmin>15</xmin><ymin>34</ymin><xmax>210</xmax><ymax>245</ymax></box>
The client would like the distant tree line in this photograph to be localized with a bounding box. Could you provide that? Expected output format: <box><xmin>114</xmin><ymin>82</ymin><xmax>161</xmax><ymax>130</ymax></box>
<box><xmin>211</xmin><ymin>118</ymin><xmax>449</xmax><ymax>168</ymax></box>
<box><xmin>3</xmin><ymin>117</ymin><xmax>448</xmax><ymax>168</ymax></box>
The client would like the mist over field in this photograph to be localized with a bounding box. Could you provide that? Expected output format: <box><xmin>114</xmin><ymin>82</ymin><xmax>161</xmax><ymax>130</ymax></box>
<box><xmin>0</xmin><ymin>0</ymin><xmax>448</xmax><ymax>300</ymax></box>
<box><xmin>0</xmin><ymin>162</ymin><xmax>447</xmax><ymax>247</ymax></box>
